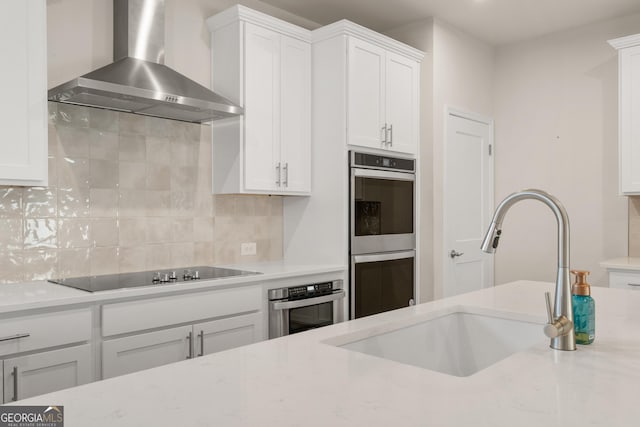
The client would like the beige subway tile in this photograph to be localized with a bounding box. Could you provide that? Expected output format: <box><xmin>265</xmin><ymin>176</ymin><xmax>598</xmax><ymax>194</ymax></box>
<box><xmin>24</xmin><ymin>187</ymin><xmax>56</xmax><ymax>218</ymax></box>
<box><xmin>0</xmin><ymin>187</ymin><xmax>23</xmax><ymax>217</ymax></box>
<box><xmin>193</xmin><ymin>218</ymin><xmax>214</xmax><ymax>242</ymax></box>
<box><xmin>170</xmin><ymin>166</ymin><xmax>197</xmax><ymax>191</ymax></box>
<box><xmin>90</xmin><ymin>189</ymin><xmax>118</xmax><ymax>217</ymax></box>
<box><xmin>58</xmin><ymin>248</ymin><xmax>90</xmax><ymax>277</ymax></box>
<box><xmin>146</xmin><ymin>137</ymin><xmax>170</xmax><ymax>164</ymax></box>
<box><xmin>214</xmin><ymin>243</ymin><xmax>238</xmax><ymax>265</ymax></box>
<box><xmin>269</xmin><ymin>196</ymin><xmax>283</xmax><ymax>217</ymax></box>
<box><xmin>90</xmin><ymin>159</ymin><xmax>119</xmax><ymax>189</ymax></box>
<box><xmin>146</xmin><ymin>218</ymin><xmax>173</xmax><ymax>244</ymax></box>
<box><xmin>56</xmin><ymin>127</ymin><xmax>90</xmax><ymax>158</ymax></box>
<box><xmin>172</xmin><ymin>218</ymin><xmax>194</xmax><ymax>243</ymax></box>
<box><xmin>119</xmin><ymin>246</ymin><xmax>146</xmax><ymax>273</ymax></box>
<box><xmin>214</xmin><ymin>194</ymin><xmax>235</xmax><ymax>217</ymax></box>
<box><xmin>90</xmin><ymin>129</ymin><xmax>119</xmax><ymax>160</ymax></box>
<box><xmin>23</xmin><ymin>250</ymin><xmax>58</xmax><ymax>281</ymax></box>
<box><xmin>235</xmin><ymin>195</ymin><xmax>256</xmax><ymax>217</ymax></box>
<box><xmin>89</xmin><ymin>108</ymin><xmax>119</xmax><ymax>132</ymax></box>
<box><xmin>145</xmin><ymin>116</ymin><xmax>171</xmax><ymax>138</ymax></box>
<box><xmin>58</xmin><ymin>187</ymin><xmax>90</xmax><ymax>217</ymax></box>
<box><xmin>56</xmin><ymin>104</ymin><xmax>90</xmax><ymax>128</ymax></box>
<box><xmin>119</xmin><ymin>190</ymin><xmax>147</xmax><ymax>217</ymax></box>
<box><xmin>194</xmin><ymin>192</ymin><xmax>214</xmax><ymax>217</ymax></box>
<box><xmin>169</xmin><ymin>242</ymin><xmax>194</xmax><ymax>267</ymax></box>
<box><xmin>0</xmin><ymin>251</ymin><xmax>24</xmax><ymax>283</ymax></box>
<box><xmin>57</xmin><ymin>218</ymin><xmax>90</xmax><ymax>249</ymax></box>
<box><xmin>146</xmin><ymin>244</ymin><xmax>171</xmax><ymax>270</ymax></box>
<box><xmin>145</xmin><ymin>191</ymin><xmax>171</xmax><ymax>217</ymax></box>
<box><xmin>119</xmin><ymin>218</ymin><xmax>147</xmax><ymax>247</ymax></box>
<box><xmin>170</xmin><ymin>140</ymin><xmax>198</xmax><ymax>167</ymax></box>
<box><xmin>119</xmin><ymin>112</ymin><xmax>146</xmax><ymax>135</ymax></box>
<box><xmin>58</xmin><ymin>157</ymin><xmax>90</xmax><ymax>189</ymax></box>
<box><xmin>119</xmin><ymin>162</ymin><xmax>146</xmax><ymax>190</ymax></box>
<box><xmin>92</xmin><ymin>218</ymin><xmax>119</xmax><ymax>247</ymax></box>
<box><xmin>0</xmin><ymin>218</ymin><xmax>23</xmax><ymax>250</ymax></box>
<box><xmin>146</xmin><ymin>164</ymin><xmax>171</xmax><ymax>190</ymax></box>
<box><xmin>24</xmin><ymin>218</ymin><xmax>56</xmax><ymax>250</ymax></box>
<box><xmin>171</xmin><ymin>191</ymin><xmax>195</xmax><ymax>216</ymax></box>
<box><xmin>90</xmin><ymin>247</ymin><xmax>119</xmax><ymax>275</ymax></box>
<box><xmin>119</xmin><ymin>134</ymin><xmax>146</xmax><ymax>161</ymax></box>
<box><xmin>194</xmin><ymin>242</ymin><xmax>215</xmax><ymax>265</ymax></box>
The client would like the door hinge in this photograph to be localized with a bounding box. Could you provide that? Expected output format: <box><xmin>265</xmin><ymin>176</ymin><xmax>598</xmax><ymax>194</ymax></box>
<box><xmin>488</xmin><ymin>144</ymin><xmax>492</xmax><ymax>156</ymax></box>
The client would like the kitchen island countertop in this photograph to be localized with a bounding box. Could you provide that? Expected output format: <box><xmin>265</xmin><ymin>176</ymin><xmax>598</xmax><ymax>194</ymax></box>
<box><xmin>13</xmin><ymin>280</ymin><xmax>640</xmax><ymax>426</ymax></box>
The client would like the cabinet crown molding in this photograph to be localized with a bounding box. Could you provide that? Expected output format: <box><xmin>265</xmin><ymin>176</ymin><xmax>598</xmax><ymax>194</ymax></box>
<box><xmin>206</xmin><ymin>5</ymin><xmax>311</xmax><ymax>43</ymax></box>
<box><xmin>312</xmin><ymin>20</ymin><xmax>425</xmax><ymax>62</ymax></box>
<box><xmin>609</xmin><ymin>33</ymin><xmax>640</xmax><ymax>50</ymax></box>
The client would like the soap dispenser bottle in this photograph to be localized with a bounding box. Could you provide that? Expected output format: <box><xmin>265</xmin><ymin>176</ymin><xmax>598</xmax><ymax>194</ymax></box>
<box><xmin>571</xmin><ymin>270</ymin><xmax>595</xmax><ymax>345</ymax></box>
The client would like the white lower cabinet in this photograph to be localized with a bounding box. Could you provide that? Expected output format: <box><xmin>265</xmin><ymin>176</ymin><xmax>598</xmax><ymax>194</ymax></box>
<box><xmin>608</xmin><ymin>271</ymin><xmax>640</xmax><ymax>290</ymax></box>
<box><xmin>102</xmin><ymin>313</ymin><xmax>263</xmax><ymax>379</ymax></box>
<box><xmin>3</xmin><ymin>344</ymin><xmax>92</xmax><ymax>403</ymax></box>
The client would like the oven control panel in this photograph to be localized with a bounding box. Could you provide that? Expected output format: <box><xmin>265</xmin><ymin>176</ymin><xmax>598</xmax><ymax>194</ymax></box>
<box><xmin>288</xmin><ymin>282</ymin><xmax>335</xmax><ymax>299</ymax></box>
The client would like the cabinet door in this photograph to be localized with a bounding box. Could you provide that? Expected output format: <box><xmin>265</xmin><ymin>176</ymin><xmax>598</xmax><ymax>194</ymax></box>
<box><xmin>619</xmin><ymin>44</ymin><xmax>640</xmax><ymax>194</ymax></box>
<box><xmin>102</xmin><ymin>325</ymin><xmax>192</xmax><ymax>379</ymax></box>
<box><xmin>347</xmin><ymin>38</ymin><xmax>386</xmax><ymax>150</ymax></box>
<box><xmin>385</xmin><ymin>52</ymin><xmax>419</xmax><ymax>155</ymax></box>
<box><xmin>194</xmin><ymin>312</ymin><xmax>263</xmax><ymax>357</ymax></box>
<box><xmin>244</xmin><ymin>22</ymin><xmax>280</xmax><ymax>192</ymax></box>
<box><xmin>3</xmin><ymin>344</ymin><xmax>92</xmax><ymax>403</ymax></box>
<box><xmin>280</xmin><ymin>35</ymin><xmax>311</xmax><ymax>193</ymax></box>
<box><xmin>0</xmin><ymin>0</ymin><xmax>47</xmax><ymax>186</ymax></box>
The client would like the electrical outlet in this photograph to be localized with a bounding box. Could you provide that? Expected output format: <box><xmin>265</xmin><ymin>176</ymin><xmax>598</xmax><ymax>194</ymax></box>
<box><xmin>240</xmin><ymin>242</ymin><xmax>257</xmax><ymax>256</ymax></box>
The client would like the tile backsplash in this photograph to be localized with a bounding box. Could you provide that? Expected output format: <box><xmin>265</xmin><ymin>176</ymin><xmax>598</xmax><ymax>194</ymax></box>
<box><xmin>0</xmin><ymin>103</ymin><xmax>282</xmax><ymax>283</ymax></box>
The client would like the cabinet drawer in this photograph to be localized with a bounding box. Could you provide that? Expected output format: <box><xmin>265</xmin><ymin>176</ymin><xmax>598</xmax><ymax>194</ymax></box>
<box><xmin>609</xmin><ymin>271</ymin><xmax>640</xmax><ymax>290</ymax></box>
<box><xmin>102</xmin><ymin>286</ymin><xmax>262</xmax><ymax>337</ymax></box>
<box><xmin>0</xmin><ymin>309</ymin><xmax>92</xmax><ymax>356</ymax></box>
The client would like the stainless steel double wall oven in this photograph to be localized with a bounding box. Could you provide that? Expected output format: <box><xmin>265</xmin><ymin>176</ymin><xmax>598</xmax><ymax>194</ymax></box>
<box><xmin>350</xmin><ymin>151</ymin><xmax>416</xmax><ymax>319</ymax></box>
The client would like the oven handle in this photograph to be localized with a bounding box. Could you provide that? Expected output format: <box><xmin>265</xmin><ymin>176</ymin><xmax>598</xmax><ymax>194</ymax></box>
<box><xmin>354</xmin><ymin>250</ymin><xmax>415</xmax><ymax>264</ymax></box>
<box><xmin>353</xmin><ymin>168</ymin><xmax>415</xmax><ymax>181</ymax></box>
<box><xmin>271</xmin><ymin>290</ymin><xmax>345</xmax><ymax>311</ymax></box>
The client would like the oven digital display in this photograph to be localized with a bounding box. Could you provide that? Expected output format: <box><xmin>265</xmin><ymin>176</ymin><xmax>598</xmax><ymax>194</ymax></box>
<box><xmin>307</xmin><ymin>285</ymin><xmax>315</xmax><ymax>292</ymax></box>
<box><xmin>382</xmin><ymin>158</ymin><xmax>390</xmax><ymax>167</ymax></box>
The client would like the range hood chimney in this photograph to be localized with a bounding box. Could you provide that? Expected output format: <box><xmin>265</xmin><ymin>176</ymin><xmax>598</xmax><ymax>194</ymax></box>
<box><xmin>48</xmin><ymin>0</ymin><xmax>242</xmax><ymax>123</ymax></box>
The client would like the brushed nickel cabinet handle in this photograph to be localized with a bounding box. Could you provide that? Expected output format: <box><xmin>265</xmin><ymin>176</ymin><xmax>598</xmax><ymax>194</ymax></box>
<box><xmin>275</xmin><ymin>162</ymin><xmax>281</xmax><ymax>186</ymax></box>
<box><xmin>627</xmin><ymin>283</ymin><xmax>640</xmax><ymax>287</ymax></box>
<box><xmin>186</xmin><ymin>331</ymin><xmax>193</xmax><ymax>359</ymax></box>
<box><xmin>283</xmin><ymin>163</ymin><xmax>289</xmax><ymax>188</ymax></box>
<box><xmin>12</xmin><ymin>366</ymin><xmax>18</xmax><ymax>402</ymax></box>
<box><xmin>388</xmin><ymin>124</ymin><xmax>393</xmax><ymax>146</ymax></box>
<box><xmin>381</xmin><ymin>124</ymin><xmax>388</xmax><ymax>145</ymax></box>
<box><xmin>198</xmin><ymin>330</ymin><xmax>204</xmax><ymax>357</ymax></box>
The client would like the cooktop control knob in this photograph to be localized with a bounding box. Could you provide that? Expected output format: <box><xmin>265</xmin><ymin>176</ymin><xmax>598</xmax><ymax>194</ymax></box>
<box><xmin>161</xmin><ymin>273</ymin><xmax>169</xmax><ymax>283</ymax></box>
<box><xmin>152</xmin><ymin>272</ymin><xmax>161</xmax><ymax>283</ymax></box>
<box><xmin>193</xmin><ymin>270</ymin><xmax>200</xmax><ymax>280</ymax></box>
<box><xmin>183</xmin><ymin>269</ymin><xmax>192</xmax><ymax>280</ymax></box>
<box><xmin>169</xmin><ymin>271</ymin><xmax>177</xmax><ymax>281</ymax></box>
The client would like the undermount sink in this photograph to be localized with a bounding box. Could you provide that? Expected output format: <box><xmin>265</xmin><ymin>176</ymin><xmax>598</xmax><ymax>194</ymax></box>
<box><xmin>333</xmin><ymin>310</ymin><xmax>544</xmax><ymax>377</ymax></box>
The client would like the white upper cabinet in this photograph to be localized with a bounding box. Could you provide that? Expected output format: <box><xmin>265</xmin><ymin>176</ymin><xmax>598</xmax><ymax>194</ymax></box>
<box><xmin>315</xmin><ymin>22</ymin><xmax>423</xmax><ymax>155</ymax></box>
<box><xmin>0</xmin><ymin>0</ymin><xmax>48</xmax><ymax>186</ymax></box>
<box><xmin>207</xmin><ymin>6</ymin><xmax>311</xmax><ymax>195</ymax></box>
<box><xmin>610</xmin><ymin>34</ymin><xmax>640</xmax><ymax>195</ymax></box>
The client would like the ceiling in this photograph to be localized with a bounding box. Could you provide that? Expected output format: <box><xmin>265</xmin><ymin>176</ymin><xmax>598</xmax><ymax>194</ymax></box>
<box><xmin>259</xmin><ymin>0</ymin><xmax>640</xmax><ymax>45</ymax></box>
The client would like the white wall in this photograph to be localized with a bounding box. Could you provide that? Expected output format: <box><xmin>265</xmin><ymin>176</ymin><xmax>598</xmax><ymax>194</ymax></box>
<box><xmin>386</xmin><ymin>18</ymin><xmax>495</xmax><ymax>301</ymax></box>
<box><xmin>46</xmin><ymin>0</ymin><xmax>319</xmax><ymax>89</ymax></box>
<box><xmin>492</xmin><ymin>14</ymin><xmax>640</xmax><ymax>287</ymax></box>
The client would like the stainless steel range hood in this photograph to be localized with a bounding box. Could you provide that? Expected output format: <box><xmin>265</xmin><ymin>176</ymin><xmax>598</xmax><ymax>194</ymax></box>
<box><xmin>48</xmin><ymin>0</ymin><xmax>242</xmax><ymax>123</ymax></box>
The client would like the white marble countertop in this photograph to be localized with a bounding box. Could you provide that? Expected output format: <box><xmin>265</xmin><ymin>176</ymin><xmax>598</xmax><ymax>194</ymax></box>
<box><xmin>15</xmin><ymin>280</ymin><xmax>640</xmax><ymax>426</ymax></box>
<box><xmin>600</xmin><ymin>257</ymin><xmax>640</xmax><ymax>271</ymax></box>
<box><xmin>0</xmin><ymin>262</ymin><xmax>345</xmax><ymax>315</ymax></box>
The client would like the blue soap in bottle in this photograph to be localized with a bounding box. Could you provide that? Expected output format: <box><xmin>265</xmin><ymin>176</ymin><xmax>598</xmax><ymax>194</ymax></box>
<box><xmin>571</xmin><ymin>270</ymin><xmax>595</xmax><ymax>345</ymax></box>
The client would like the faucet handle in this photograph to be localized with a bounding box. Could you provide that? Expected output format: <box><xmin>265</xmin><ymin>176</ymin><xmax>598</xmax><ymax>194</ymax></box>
<box><xmin>543</xmin><ymin>292</ymin><xmax>573</xmax><ymax>338</ymax></box>
<box><xmin>544</xmin><ymin>292</ymin><xmax>553</xmax><ymax>324</ymax></box>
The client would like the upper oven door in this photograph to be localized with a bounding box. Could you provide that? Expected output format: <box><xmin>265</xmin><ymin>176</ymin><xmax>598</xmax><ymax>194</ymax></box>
<box><xmin>351</xmin><ymin>168</ymin><xmax>415</xmax><ymax>254</ymax></box>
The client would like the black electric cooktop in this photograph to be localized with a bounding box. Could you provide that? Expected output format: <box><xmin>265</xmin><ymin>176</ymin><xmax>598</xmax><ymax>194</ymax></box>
<box><xmin>48</xmin><ymin>266</ymin><xmax>260</xmax><ymax>293</ymax></box>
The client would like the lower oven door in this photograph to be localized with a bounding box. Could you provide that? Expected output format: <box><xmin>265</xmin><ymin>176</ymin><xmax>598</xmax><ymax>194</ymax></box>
<box><xmin>351</xmin><ymin>250</ymin><xmax>415</xmax><ymax>319</ymax></box>
<box><xmin>269</xmin><ymin>291</ymin><xmax>345</xmax><ymax>339</ymax></box>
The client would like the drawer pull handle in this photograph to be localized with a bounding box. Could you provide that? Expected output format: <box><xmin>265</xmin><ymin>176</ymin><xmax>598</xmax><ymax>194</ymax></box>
<box><xmin>198</xmin><ymin>330</ymin><xmax>204</xmax><ymax>357</ymax></box>
<box><xmin>627</xmin><ymin>283</ymin><xmax>640</xmax><ymax>287</ymax></box>
<box><xmin>12</xmin><ymin>366</ymin><xmax>18</xmax><ymax>402</ymax></box>
<box><xmin>0</xmin><ymin>333</ymin><xmax>30</xmax><ymax>342</ymax></box>
<box><xmin>186</xmin><ymin>332</ymin><xmax>193</xmax><ymax>359</ymax></box>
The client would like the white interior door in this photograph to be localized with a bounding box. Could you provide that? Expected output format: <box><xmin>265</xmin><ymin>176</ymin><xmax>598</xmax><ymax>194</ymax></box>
<box><xmin>443</xmin><ymin>109</ymin><xmax>494</xmax><ymax>297</ymax></box>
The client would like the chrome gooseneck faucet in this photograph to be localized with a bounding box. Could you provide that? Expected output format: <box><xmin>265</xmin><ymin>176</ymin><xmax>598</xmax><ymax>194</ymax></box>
<box><xmin>481</xmin><ymin>189</ymin><xmax>576</xmax><ymax>351</ymax></box>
